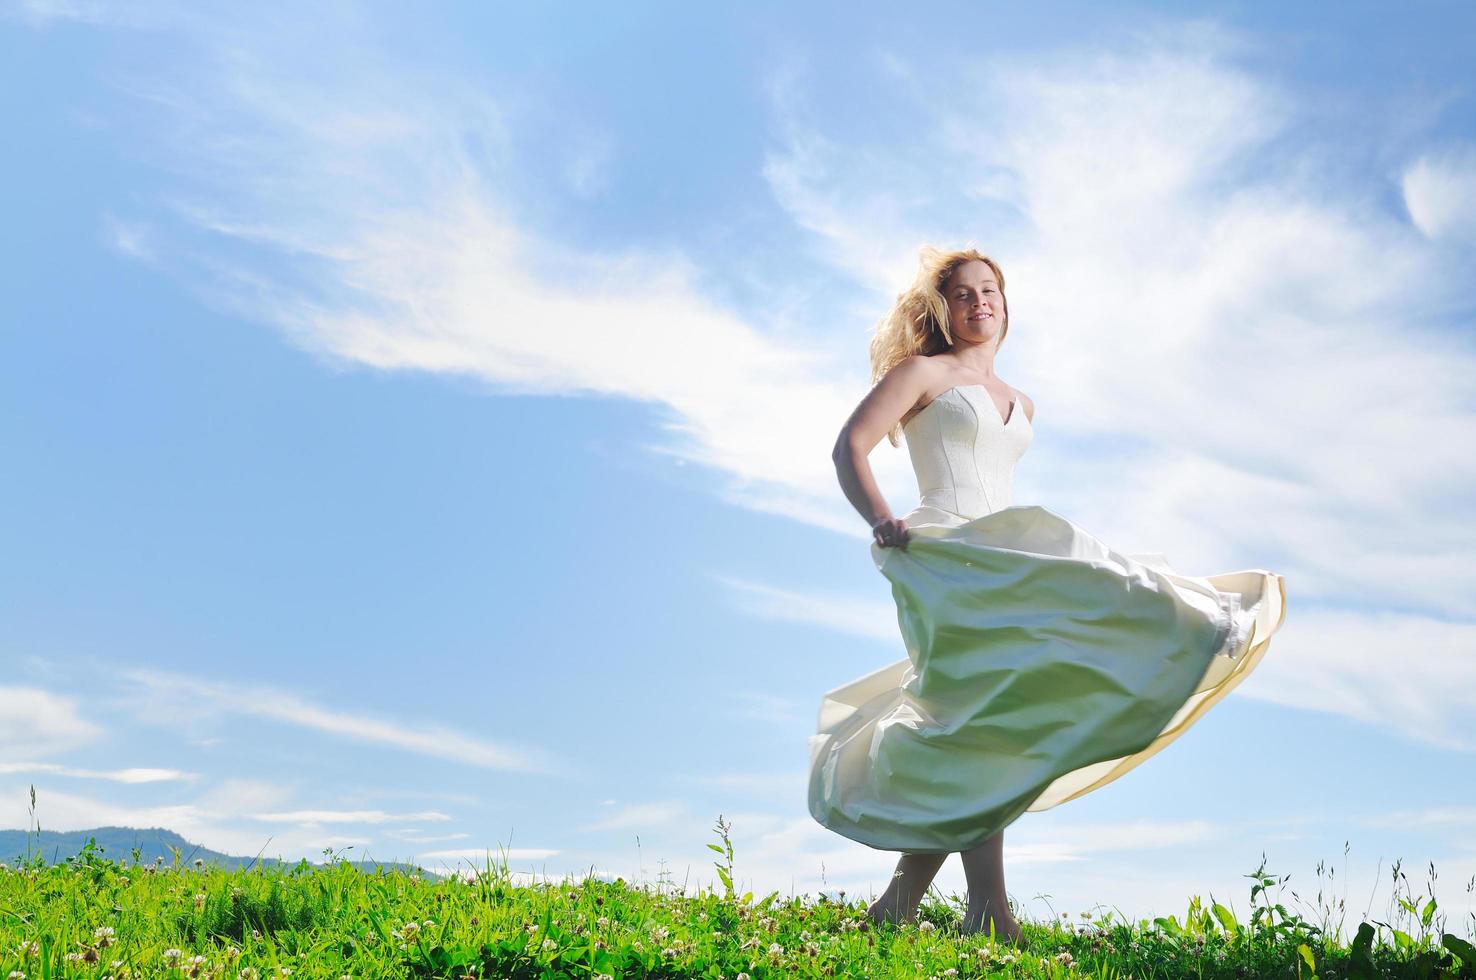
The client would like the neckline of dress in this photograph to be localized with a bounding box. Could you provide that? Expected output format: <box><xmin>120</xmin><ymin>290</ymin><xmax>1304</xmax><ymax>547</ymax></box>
<box><xmin>905</xmin><ymin>384</ymin><xmax>1021</xmax><ymax>429</ymax></box>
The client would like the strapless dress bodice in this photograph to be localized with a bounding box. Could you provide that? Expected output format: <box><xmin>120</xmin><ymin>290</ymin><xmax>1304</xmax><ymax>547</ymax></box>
<box><xmin>901</xmin><ymin>384</ymin><xmax>1032</xmax><ymax>525</ymax></box>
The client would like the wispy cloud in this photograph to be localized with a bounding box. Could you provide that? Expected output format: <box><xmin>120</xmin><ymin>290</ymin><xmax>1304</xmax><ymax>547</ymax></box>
<box><xmin>686</xmin><ymin>771</ymin><xmax>809</xmax><ymax>797</ymax></box>
<box><xmin>1235</xmin><ymin>607</ymin><xmax>1476</xmax><ymax>751</ymax></box>
<box><xmin>248</xmin><ymin>809</ymin><xmax>453</xmax><ymax>825</ymax></box>
<box><xmin>721</xmin><ymin>691</ymin><xmax>807</xmax><ymax>727</ymax></box>
<box><xmin>760</xmin><ymin>25</ymin><xmax>1476</xmax><ymax>619</ymax></box>
<box><xmin>60</xmin><ymin>5</ymin><xmax>902</xmax><ymax>536</ymax></box>
<box><xmin>712</xmin><ymin>573</ymin><xmax>896</xmax><ymax>643</ymax></box>
<box><xmin>0</xmin><ymin>777</ymin><xmax>458</xmax><ymax>865</ymax></box>
<box><xmin>575</xmin><ymin>801</ymin><xmax>689</xmax><ymax>834</ymax></box>
<box><xmin>415</xmin><ymin>846</ymin><xmax>559</xmax><ymax>861</ymax></box>
<box><xmin>1402</xmin><ymin>145</ymin><xmax>1476</xmax><ymax>243</ymax></box>
<box><xmin>1363</xmin><ymin>805</ymin><xmax>1476</xmax><ymax>830</ymax></box>
<box><xmin>76</xmin><ymin>8</ymin><xmax>1476</xmax><ymax>616</ymax></box>
<box><xmin>384</xmin><ymin>830</ymin><xmax>472</xmax><ymax>844</ymax></box>
<box><xmin>99</xmin><ymin>209</ymin><xmax>157</xmax><ymax>262</ymax></box>
<box><xmin>0</xmin><ymin>687</ymin><xmax>104</xmax><ymax>758</ymax></box>
<box><xmin>114</xmin><ymin>667</ymin><xmax>565</xmax><ymax>774</ymax></box>
<box><xmin>0</xmin><ymin>763</ymin><xmax>195</xmax><ymax>784</ymax></box>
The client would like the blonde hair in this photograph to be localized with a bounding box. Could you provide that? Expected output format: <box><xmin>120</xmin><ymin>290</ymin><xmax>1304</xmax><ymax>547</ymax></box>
<box><xmin>869</xmin><ymin>245</ymin><xmax>1010</xmax><ymax>446</ymax></box>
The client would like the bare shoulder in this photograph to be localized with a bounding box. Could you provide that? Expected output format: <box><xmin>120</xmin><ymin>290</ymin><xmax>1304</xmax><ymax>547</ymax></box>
<box><xmin>878</xmin><ymin>353</ymin><xmax>947</xmax><ymax>395</ymax></box>
<box><xmin>888</xmin><ymin>353</ymin><xmax>948</xmax><ymax>383</ymax></box>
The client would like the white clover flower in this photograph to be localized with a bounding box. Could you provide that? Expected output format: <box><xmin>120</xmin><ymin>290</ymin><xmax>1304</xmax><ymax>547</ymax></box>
<box><xmin>1056</xmin><ymin>950</ymin><xmax>1075</xmax><ymax>965</ymax></box>
<box><xmin>737</xmin><ymin>974</ymin><xmax>750</xmax><ymax>980</ymax></box>
<box><xmin>7</xmin><ymin>971</ymin><xmax>25</xmax><ymax>979</ymax></box>
<box><xmin>94</xmin><ymin>926</ymin><xmax>116</xmax><ymax>942</ymax></box>
<box><xmin>540</xmin><ymin>939</ymin><xmax>556</xmax><ymax>951</ymax></box>
<box><xmin>163</xmin><ymin>949</ymin><xmax>184</xmax><ymax>962</ymax></box>
<box><xmin>943</xmin><ymin>970</ymin><xmax>958</xmax><ymax>977</ymax></box>
<box><xmin>596</xmin><ymin>916</ymin><xmax>609</xmax><ymax>927</ymax></box>
<box><xmin>767</xmin><ymin>942</ymin><xmax>784</xmax><ymax>956</ymax></box>
<box><xmin>918</xmin><ymin>920</ymin><xmax>937</xmax><ymax>933</ymax></box>
<box><xmin>238</xmin><ymin>969</ymin><xmax>257</xmax><ymax>980</ymax></box>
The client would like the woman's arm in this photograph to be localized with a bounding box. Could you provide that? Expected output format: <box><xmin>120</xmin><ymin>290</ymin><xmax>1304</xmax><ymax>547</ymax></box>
<box><xmin>831</xmin><ymin>357</ymin><xmax>931</xmax><ymax>547</ymax></box>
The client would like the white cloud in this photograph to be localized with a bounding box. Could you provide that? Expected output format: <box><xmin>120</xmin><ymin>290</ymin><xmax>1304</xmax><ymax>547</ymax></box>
<box><xmin>385</xmin><ymin>830</ymin><xmax>472</xmax><ymax>843</ymax></box>
<box><xmin>575</xmin><ymin>801</ymin><xmax>689</xmax><ymax>833</ymax></box>
<box><xmin>80</xmin><ymin>10</ymin><xmax>1473</xmax><ymax>626</ymax></box>
<box><xmin>686</xmin><ymin>771</ymin><xmax>809</xmax><ymax>797</ymax></box>
<box><xmin>1363</xmin><ymin>805</ymin><xmax>1476</xmax><ymax>831</ymax></box>
<box><xmin>0</xmin><ymin>782</ymin><xmax>205</xmax><ymax>836</ymax></box>
<box><xmin>721</xmin><ymin>690</ymin><xmax>806</xmax><ymax>727</ymax></box>
<box><xmin>415</xmin><ymin>846</ymin><xmax>558</xmax><ymax>861</ymax></box>
<box><xmin>1235</xmin><ymin>607</ymin><xmax>1476</xmax><ymax>751</ymax></box>
<box><xmin>100</xmin><ymin>209</ymin><xmax>157</xmax><ymax>262</ymax></box>
<box><xmin>114</xmin><ymin>667</ymin><xmax>563</xmax><ymax>773</ymax></box>
<box><xmin>0</xmin><ymin>777</ymin><xmax>451</xmax><ymax>866</ymax></box>
<box><xmin>67</xmin><ymin>6</ymin><xmax>902</xmax><ymax>538</ymax></box>
<box><xmin>192</xmin><ymin>778</ymin><xmax>295</xmax><ymax>816</ymax></box>
<box><xmin>4</xmin><ymin>0</ymin><xmax>111</xmax><ymax>25</ymax></box>
<box><xmin>1402</xmin><ymin>146</ymin><xmax>1476</xmax><ymax>242</ymax></box>
<box><xmin>249</xmin><ymin>809</ymin><xmax>452</xmax><ymax>825</ymax></box>
<box><xmin>0</xmin><ymin>763</ymin><xmax>194</xmax><ymax>784</ymax></box>
<box><xmin>712</xmin><ymin>573</ymin><xmax>896</xmax><ymax>642</ymax></box>
<box><xmin>759</xmin><ymin>26</ymin><xmax>1476</xmax><ymax>622</ymax></box>
<box><xmin>0</xmin><ymin>687</ymin><xmax>103</xmax><ymax>759</ymax></box>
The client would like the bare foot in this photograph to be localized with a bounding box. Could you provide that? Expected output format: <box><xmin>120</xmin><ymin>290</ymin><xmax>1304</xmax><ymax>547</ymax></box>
<box><xmin>866</xmin><ymin>896</ymin><xmax>918</xmax><ymax>927</ymax></box>
<box><xmin>959</xmin><ymin>906</ymin><xmax>1023</xmax><ymax>945</ymax></box>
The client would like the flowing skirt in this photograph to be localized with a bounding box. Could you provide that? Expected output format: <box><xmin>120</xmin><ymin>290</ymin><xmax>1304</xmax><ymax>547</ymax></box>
<box><xmin>806</xmin><ymin>503</ymin><xmax>1286</xmax><ymax>853</ymax></box>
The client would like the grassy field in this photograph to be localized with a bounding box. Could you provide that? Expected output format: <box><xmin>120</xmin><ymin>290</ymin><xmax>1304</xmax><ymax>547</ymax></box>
<box><xmin>3</xmin><ymin>813</ymin><xmax>1474</xmax><ymax>979</ymax></box>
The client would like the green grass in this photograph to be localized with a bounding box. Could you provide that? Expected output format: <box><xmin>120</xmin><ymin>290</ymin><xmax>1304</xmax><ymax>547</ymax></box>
<box><xmin>2</xmin><ymin>809</ymin><xmax>1473</xmax><ymax>979</ymax></box>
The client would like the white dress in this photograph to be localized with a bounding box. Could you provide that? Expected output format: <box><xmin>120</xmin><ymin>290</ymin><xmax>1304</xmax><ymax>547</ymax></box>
<box><xmin>806</xmin><ymin>384</ymin><xmax>1286</xmax><ymax>853</ymax></box>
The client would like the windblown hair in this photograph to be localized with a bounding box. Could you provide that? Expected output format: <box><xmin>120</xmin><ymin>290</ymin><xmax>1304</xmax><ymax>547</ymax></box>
<box><xmin>869</xmin><ymin>245</ymin><xmax>1010</xmax><ymax>446</ymax></box>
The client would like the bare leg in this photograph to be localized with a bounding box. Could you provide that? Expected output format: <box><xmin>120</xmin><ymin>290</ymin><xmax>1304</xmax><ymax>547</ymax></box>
<box><xmin>866</xmin><ymin>852</ymin><xmax>947</xmax><ymax>926</ymax></box>
<box><xmin>960</xmin><ymin>830</ymin><xmax>1022</xmax><ymax>943</ymax></box>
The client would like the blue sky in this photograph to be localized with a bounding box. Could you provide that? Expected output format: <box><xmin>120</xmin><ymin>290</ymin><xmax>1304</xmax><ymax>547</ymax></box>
<box><xmin>4</xmin><ymin>0</ymin><xmax>1475</xmax><ymax>939</ymax></box>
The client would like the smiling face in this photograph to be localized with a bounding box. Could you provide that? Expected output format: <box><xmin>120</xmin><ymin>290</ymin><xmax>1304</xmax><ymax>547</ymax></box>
<box><xmin>942</xmin><ymin>259</ymin><xmax>1006</xmax><ymax>347</ymax></box>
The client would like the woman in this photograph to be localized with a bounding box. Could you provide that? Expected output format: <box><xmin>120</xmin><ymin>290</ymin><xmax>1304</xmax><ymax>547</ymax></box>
<box><xmin>807</xmin><ymin>246</ymin><xmax>1286</xmax><ymax>942</ymax></box>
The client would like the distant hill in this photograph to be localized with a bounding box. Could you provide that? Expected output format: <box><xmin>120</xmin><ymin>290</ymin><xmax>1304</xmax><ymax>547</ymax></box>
<box><xmin>0</xmin><ymin>826</ymin><xmax>441</xmax><ymax>879</ymax></box>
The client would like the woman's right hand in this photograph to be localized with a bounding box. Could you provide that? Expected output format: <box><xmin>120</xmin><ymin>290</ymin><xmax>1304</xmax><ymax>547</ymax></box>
<box><xmin>871</xmin><ymin>516</ymin><xmax>910</xmax><ymax>550</ymax></box>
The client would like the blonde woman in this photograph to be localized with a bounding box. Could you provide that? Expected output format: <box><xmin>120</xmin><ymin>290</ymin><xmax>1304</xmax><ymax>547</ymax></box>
<box><xmin>807</xmin><ymin>246</ymin><xmax>1286</xmax><ymax>942</ymax></box>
